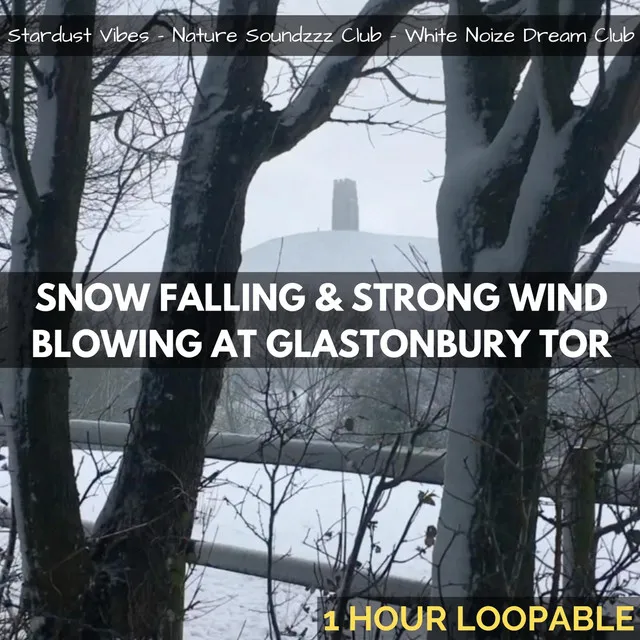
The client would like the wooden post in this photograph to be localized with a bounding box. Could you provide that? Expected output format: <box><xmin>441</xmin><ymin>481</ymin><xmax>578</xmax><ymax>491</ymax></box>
<box><xmin>562</xmin><ymin>447</ymin><xmax>596</xmax><ymax>600</ymax></box>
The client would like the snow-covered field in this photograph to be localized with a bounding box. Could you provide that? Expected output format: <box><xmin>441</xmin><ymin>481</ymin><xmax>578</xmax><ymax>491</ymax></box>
<box><xmin>0</xmin><ymin>446</ymin><xmax>440</xmax><ymax>639</ymax></box>
<box><xmin>240</xmin><ymin>229</ymin><xmax>640</xmax><ymax>275</ymax></box>
<box><xmin>1</xmin><ymin>442</ymin><xmax>636</xmax><ymax>639</ymax></box>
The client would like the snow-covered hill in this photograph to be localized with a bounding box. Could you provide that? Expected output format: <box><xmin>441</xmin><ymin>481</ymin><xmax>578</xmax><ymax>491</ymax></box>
<box><xmin>241</xmin><ymin>230</ymin><xmax>640</xmax><ymax>273</ymax></box>
<box><xmin>241</xmin><ymin>230</ymin><xmax>440</xmax><ymax>272</ymax></box>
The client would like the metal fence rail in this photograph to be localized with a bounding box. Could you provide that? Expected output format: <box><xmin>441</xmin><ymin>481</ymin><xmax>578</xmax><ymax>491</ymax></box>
<box><xmin>0</xmin><ymin>418</ymin><xmax>637</xmax><ymax>603</ymax></box>
<box><xmin>0</xmin><ymin>505</ymin><xmax>428</xmax><ymax>601</ymax></box>
<box><xmin>0</xmin><ymin>419</ymin><xmax>637</xmax><ymax>503</ymax></box>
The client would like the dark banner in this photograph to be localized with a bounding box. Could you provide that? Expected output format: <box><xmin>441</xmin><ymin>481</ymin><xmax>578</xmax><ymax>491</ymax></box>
<box><xmin>0</xmin><ymin>14</ymin><xmax>637</xmax><ymax>56</ymax></box>
<box><xmin>2</xmin><ymin>271</ymin><xmax>640</xmax><ymax>369</ymax></box>
<box><xmin>317</xmin><ymin>597</ymin><xmax>640</xmax><ymax>637</ymax></box>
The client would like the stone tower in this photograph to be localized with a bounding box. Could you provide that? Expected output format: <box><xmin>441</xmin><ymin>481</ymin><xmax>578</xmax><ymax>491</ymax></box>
<box><xmin>331</xmin><ymin>178</ymin><xmax>359</xmax><ymax>231</ymax></box>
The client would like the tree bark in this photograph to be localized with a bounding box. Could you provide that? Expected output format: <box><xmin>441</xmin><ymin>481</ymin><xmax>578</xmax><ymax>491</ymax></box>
<box><xmin>85</xmin><ymin>56</ymin><xmax>275</xmax><ymax>637</ymax></box>
<box><xmin>6</xmin><ymin>4</ymin><xmax>96</xmax><ymax>636</ymax></box>
<box><xmin>77</xmin><ymin>3</ymin><xmax>426</xmax><ymax>636</ymax></box>
<box><xmin>432</xmin><ymin>365</ymin><xmax>549</xmax><ymax>597</ymax></box>
<box><xmin>431</xmin><ymin>0</ymin><xmax>640</xmax><ymax>620</ymax></box>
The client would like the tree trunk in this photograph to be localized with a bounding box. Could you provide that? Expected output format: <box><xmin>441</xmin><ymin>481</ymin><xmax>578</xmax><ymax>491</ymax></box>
<box><xmin>84</xmin><ymin>197</ymin><xmax>260</xmax><ymax>639</ymax></box>
<box><xmin>430</xmin><ymin>4</ymin><xmax>639</xmax><ymax>615</ymax></box>
<box><xmin>12</xmin><ymin>1</ymin><xmax>639</xmax><ymax>636</ymax></box>
<box><xmin>7</xmin><ymin>5</ymin><xmax>96</xmax><ymax>636</ymax></box>
<box><xmin>83</xmin><ymin>48</ymin><xmax>276</xmax><ymax>636</ymax></box>
<box><xmin>78</xmin><ymin>2</ymin><xmax>422</xmax><ymax>628</ymax></box>
<box><xmin>432</xmin><ymin>364</ymin><xmax>549</xmax><ymax>596</ymax></box>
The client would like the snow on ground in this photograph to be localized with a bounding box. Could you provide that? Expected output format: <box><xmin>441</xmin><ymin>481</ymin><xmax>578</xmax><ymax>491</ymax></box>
<box><xmin>241</xmin><ymin>231</ymin><xmax>443</xmax><ymax>273</ymax></box>
<box><xmin>0</xmin><ymin>447</ymin><xmax>439</xmax><ymax>638</ymax></box>
<box><xmin>240</xmin><ymin>230</ymin><xmax>640</xmax><ymax>274</ymax></box>
<box><xmin>0</xmin><ymin>445</ymin><xmax>636</xmax><ymax>639</ymax></box>
<box><xmin>85</xmin><ymin>452</ymin><xmax>437</xmax><ymax>638</ymax></box>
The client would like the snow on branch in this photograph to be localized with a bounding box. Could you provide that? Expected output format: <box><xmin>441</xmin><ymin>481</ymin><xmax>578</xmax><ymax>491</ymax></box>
<box><xmin>442</xmin><ymin>1</ymin><xmax>529</xmax><ymax>159</ymax></box>
<box><xmin>530</xmin><ymin>47</ymin><xmax>575</xmax><ymax>132</ymax></box>
<box><xmin>267</xmin><ymin>0</ymin><xmax>425</xmax><ymax>158</ymax></box>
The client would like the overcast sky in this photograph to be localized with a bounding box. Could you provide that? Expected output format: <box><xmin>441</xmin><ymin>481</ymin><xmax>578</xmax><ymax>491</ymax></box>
<box><xmin>76</xmin><ymin>1</ymin><xmax>640</xmax><ymax>272</ymax></box>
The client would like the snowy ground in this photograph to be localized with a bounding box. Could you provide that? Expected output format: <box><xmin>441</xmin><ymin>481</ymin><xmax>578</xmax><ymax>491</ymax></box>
<box><xmin>0</xmin><ymin>447</ymin><xmax>438</xmax><ymax>639</ymax></box>
<box><xmin>0</xmin><ymin>446</ymin><xmax>637</xmax><ymax>639</ymax></box>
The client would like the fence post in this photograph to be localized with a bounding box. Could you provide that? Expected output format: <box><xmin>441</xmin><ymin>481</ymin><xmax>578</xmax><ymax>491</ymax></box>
<box><xmin>562</xmin><ymin>446</ymin><xmax>596</xmax><ymax>601</ymax></box>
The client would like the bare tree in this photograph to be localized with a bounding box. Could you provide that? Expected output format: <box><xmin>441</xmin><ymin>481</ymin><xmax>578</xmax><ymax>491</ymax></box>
<box><xmin>2</xmin><ymin>1</ymin><xmax>427</xmax><ymax>638</ymax></box>
<box><xmin>342</xmin><ymin>366</ymin><xmax>450</xmax><ymax>447</ymax></box>
<box><xmin>4</xmin><ymin>0</ymin><xmax>640</xmax><ymax>637</ymax></box>
<box><xmin>431</xmin><ymin>0</ymin><xmax>640</xmax><ymax>614</ymax></box>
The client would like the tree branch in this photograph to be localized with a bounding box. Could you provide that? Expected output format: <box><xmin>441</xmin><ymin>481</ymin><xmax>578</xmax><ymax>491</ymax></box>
<box><xmin>582</xmin><ymin>165</ymin><xmax>640</xmax><ymax>246</ymax></box>
<box><xmin>358</xmin><ymin>65</ymin><xmax>444</xmax><ymax>105</ymax></box>
<box><xmin>9</xmin><ymin>0</ymin><xmax>41</xmax><ymax>218</ymax></box>
<box><xmin>528</xmin><ymin>1</ymin><xmax>601</xmax><ymax>132</ymax></box>
<box><xmin>91</xmin><ymin>12</ymin><xmax>174</xmax><ymax>88</ymax></box>
<box><xmin>267</xmin><ymin>0</ymin><xmax>426</xmax><ymax>159</ymax></box>
<box><xmin>572</xmin><ymin>165</ymin><xmax>640</xmax><ymax>283</ymax></box>
<box><xmin>581</xmin><ymin>25</ymin><xmax>640</xmax><ymax>166</ymax></box>
<box><xmin>441</xmin><ymin>0</ymin><xmax>529</xmax><ymax>160</ymax></box>
<box><xmin>529</xmin><ymin>16</ymin><xmax>575</xmax><ymax>129</ymax></box>
<box><xmin>0</xmin><ymin>87</ymin><xmax>17</xmax><ymax>184</ymax></box>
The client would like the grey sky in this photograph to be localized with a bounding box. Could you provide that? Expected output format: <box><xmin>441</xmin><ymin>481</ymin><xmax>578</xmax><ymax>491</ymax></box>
<box><xmin>76</xmin><ymin>2</ymin><xmax>640</xmax><ymax>272</ymax></box>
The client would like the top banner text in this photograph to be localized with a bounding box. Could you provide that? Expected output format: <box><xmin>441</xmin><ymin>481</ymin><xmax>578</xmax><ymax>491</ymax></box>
<box><xmin>0</xmin><ymin>14</ymin><xmax>638</xmax><ymax>56</ymax></box>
